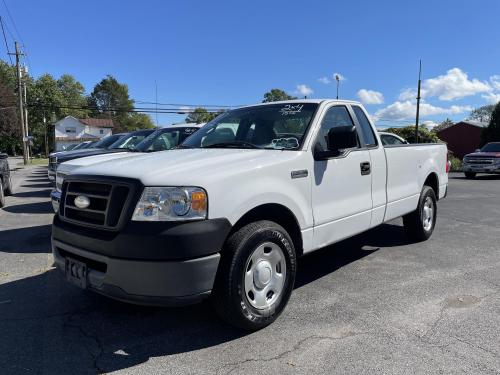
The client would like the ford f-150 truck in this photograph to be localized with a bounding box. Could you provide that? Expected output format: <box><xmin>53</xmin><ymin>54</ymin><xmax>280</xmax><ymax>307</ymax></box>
<box><xmin>52</xmin><ymin>100</ymin><xmax>449</xmax><ymax>330</ymax></box>
<box><xmin>462</xmin><ymin>142</ymin><xmax>500</xmax><ymax>178</ymax></box>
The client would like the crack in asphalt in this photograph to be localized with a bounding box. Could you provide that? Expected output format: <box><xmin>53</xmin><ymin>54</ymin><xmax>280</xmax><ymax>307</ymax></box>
<box><xmin>63</xmin><ymin>306</ymin><xmax>106</xmax><ymax>374</ymax></box>
<box><xmin>216</xmin><ymin>331</ymin><xmax>371</xmax><ymax>375</ymax></box>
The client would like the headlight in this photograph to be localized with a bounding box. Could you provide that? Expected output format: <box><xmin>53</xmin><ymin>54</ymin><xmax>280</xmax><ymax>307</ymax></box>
<box><xmin>132</xmin><ymin>187</ymin><xmax>207</xmax><ymax>221</ymax></box>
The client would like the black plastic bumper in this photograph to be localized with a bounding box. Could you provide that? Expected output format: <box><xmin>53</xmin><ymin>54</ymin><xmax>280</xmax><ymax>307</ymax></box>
<box><xmin>51</xmin><ymin>217</ymin><xmax>232</xmax><ymax>305</ymax></box>
<box><xmin>52</xmin><ymin>215</ymin><xmax>232</xmax><ymax>260</ymax></box>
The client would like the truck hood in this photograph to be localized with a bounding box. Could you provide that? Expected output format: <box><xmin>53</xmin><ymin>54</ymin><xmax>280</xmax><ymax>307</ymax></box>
<box><xmin>465</xmin><ymin>152</ymin><xmax>500</xmax><ymax>158</ymax></box>
<box><xmin>74</xmin><ymin>148</ymin><xmax>304</xmax><ymax>186</ymax></box>
<box><xmin>58</xmin><ymin>152</ymin><xmax>138</xmax><ymax>173</ymax></box>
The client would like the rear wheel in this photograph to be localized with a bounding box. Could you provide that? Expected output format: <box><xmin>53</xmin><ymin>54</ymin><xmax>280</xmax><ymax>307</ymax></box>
<box><xmin>211</xmin><ymin>220</ymin><xmax>296</xmax><ymax>331</ymax></box>
<box><xmin>4</xmin><ymin>175</ymin><xmax>13</xmax><ymax>196</ymax></box>
<box><xmin>403</xmin><ymin>186</ymin><xmax>437</xmax><ymax>242</ymax></box>
<box><xmin>0</xmin><ymin>179</ymin><xmax>5</xmax><ymax>208</ymax></box>
<box><xmin>464</xmin><ymin>172</ymin><xmax>476</xmax><ymax>179</ymax></box>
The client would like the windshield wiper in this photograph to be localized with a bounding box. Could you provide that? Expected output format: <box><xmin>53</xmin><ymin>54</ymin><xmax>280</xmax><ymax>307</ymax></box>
<box><xmin>203</xmin><ymin>141</ymin><xmax>262</xmax><ymax>149</ymax></box>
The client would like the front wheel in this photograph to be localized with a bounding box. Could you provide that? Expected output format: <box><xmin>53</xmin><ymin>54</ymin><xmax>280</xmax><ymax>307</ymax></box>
<box><xmin>211</xmin><ymin>220</ymin><xmax>296</xmax><ymax>331</ymax></box>
<box><xmin>403</xmin><ymin>186</ymin><xmax>437</xmax><ymax>242</ymax></box>
<box><xmin>464</xmin><ymin>172</ymin><xmax>476</xmax><ymax>179</ymax></box>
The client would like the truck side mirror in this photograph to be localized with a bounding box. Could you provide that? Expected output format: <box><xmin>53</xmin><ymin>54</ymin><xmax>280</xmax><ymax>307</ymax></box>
<box><xmin>327</xmin><ymin>125</ymin><xmax>358</xmax><ymax>154</ymax></box>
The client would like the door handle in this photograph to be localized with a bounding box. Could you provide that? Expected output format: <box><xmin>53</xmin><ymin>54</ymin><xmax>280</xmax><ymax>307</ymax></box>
<box><xmin>360</xmin><ymin>161</ymin><xmax>371</xmax><ymax>175</ymax></box>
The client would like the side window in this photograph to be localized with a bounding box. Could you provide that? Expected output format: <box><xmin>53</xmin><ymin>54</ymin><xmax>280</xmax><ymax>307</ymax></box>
<box><xmin>381</xmin><ymin>134</ymin><xmax>404</xmax><ymax>145</ymax></box>
<box><xmin>352</xmin><ymin>106</ymin><xmax>377</xmax><ymax>147</ymax></box>
<box><xmin>316</xmin><ymin>106</ymin><xmax>356</xmax><ymax>151</ymax></box>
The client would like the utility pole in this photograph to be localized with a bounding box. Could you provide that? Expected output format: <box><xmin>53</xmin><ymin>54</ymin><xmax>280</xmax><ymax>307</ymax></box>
<box><xmin>23</xmin><ymin>74</ymin><xmax>30</xmax><ymax>159</ymax></box>
<box><xmin>10</xmin><ymin>42</ymin><xmax>28</xmax><ymax>164</ymax></box>
<box><xmin>415</xmin><ymin>60</ymin><xmax>422</xmax><ymax>143</ymax></box>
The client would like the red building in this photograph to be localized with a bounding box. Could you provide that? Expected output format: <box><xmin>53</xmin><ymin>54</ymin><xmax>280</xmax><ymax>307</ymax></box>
<box><xmin>436</xmin><ymin>120</ymin><xmax>488</xmax><ymax>159</ymax></box>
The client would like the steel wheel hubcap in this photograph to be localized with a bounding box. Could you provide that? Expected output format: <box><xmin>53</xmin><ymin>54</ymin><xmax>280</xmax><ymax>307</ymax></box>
<box><xmin>422</xmin><ymin>196</ymin><xmax>434</xmax><ymax>231</ymax></box>
<box><xmin>244</xmin><ymin>242</ymin><xmax>286</xmax><ymax>309</ymax></box>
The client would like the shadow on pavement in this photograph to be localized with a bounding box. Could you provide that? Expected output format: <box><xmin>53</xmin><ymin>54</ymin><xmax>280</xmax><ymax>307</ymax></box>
<box><xmin>0</xmin><ymin>222</ymin><xmax>412</xmax><ymax>374</ymax></box>
<box><xmin>2</xmin><ymin>201</ymin><xmax>53</xmax><ymax>214</ymax></box>
<box><xmin>20</xmin><ymin>183</ymin><xmax>53</xmax><ymax>189</ymax></box>
<box><xmin>12</xmin><ymin>189</ymin><xmax>52</xmax><ymax>198</ymax></box>
<box><xmin>0</xmin><ymin>224</ymin><xmax>52</xmax><ymax>253</ymax></box>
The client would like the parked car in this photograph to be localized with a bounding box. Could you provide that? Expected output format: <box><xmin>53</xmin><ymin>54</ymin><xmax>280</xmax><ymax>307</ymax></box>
<box><xmin>48</xmin><ymin>131</ymin><xmax>155</xmax><ymax>181</ymax></box>
<box><xmin>0</xmin><ymin>153</ymin><xmax>13</xmax><ymax>207</ymax></box>
<box><xmin>51</xmin><ymin>100</ymin><xmax>449</xmax><ymax>330</ymax></box>
<box><xmin>50</xmin><ymin>124</ymin><xmax>204</xmax><ymax>212</ymax></box>
<box><xmin>462</xmin><ymin>142</ymin><xmax>500</xmax><ymax>179</ymax></box>
<box><xmin>48</xmin><ymin>135</ymin><xmax>129</xmax><ymax>180</ymax></box>
<box><xmin>379</xmin><ymin>131</ymin><xmax>408</xmax><ymax>145</ymax></box>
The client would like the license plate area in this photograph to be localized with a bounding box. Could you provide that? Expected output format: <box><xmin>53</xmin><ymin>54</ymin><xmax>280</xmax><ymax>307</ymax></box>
<box><xmin>65</xmin><ymin>257</ymin><xmax>87</xmax><ymax>289</ymax></box>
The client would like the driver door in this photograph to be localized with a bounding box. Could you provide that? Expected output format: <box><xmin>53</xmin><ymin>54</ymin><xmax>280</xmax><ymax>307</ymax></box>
<box><xmin>311</xmin><ymin>105</ymin><xmax>373</xmax><ymax>249</ymax></box>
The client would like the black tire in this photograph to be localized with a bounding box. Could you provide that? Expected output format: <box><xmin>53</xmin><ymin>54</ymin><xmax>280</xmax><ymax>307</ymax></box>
<box><xmin>403</xmin><ymin>186</ymin><xmax>437</xmax><ymax>242</ymax></box>
<box><xmin>4</xmin><ymin>175</ymin><xmax>13</xmax><ymax>196</ymax></box>
<box><xmin>0</xmin><ymin>179</ymin><xmax>5</xmax><ymax>208</ymax></box>
<box><xmin>211</xmin><ymin>220</ymin><xmax>297</xmax><ymax>331</ymax></box>
<box><xmin>464</xmin><ymin>172</ymin><xmax>476</xmax><ymax>179</ymax></box>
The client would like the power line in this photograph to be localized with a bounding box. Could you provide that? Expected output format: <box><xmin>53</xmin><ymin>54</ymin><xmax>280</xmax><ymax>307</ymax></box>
<box><xmin>1</xmin><ymin>0</ymin><xmax>31</xmax><ymax>72</ymax></box>
<box><xmin>0</xmin><ymin>16</ymin><xmax>12</xmax><ymax>64</ymax></box>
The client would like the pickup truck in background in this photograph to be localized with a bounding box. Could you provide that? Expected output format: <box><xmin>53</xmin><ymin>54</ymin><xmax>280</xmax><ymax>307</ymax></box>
<box><xmin>0</xmin><ymin>152</ymin><xmax>13</xmax><ymax>208</ymax></box>
<box><xmin>462</xmin><ymin>142</ymin><xmax>500</xmax><ymax>179</ymax></box>
<box><xmin>52</xmin><ymin>100</ymin><xmax>449</xmax><ymax>330</ymax></box>
<box><xmin>50</xmin><ymin>124</ymin><xmax>203</xmax><ymax>212</ymax></box>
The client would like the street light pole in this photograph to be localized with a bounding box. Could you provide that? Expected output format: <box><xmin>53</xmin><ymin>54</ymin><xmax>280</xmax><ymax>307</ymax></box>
<box><xmin>335</xmin><ymin>74</ymin><xmax>340</xmax><ymax>100</ymax></box>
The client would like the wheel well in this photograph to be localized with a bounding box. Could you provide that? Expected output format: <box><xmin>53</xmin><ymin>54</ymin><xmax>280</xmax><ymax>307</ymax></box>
<box><xmin>230</xmin><ymin>204</ymin><xmax>304</xmax><ymax>257</ymax></box>
<box><xmin>424</xmin><ymin>173</ymin><xmax>439</xmax><ymax>199</ymax></box>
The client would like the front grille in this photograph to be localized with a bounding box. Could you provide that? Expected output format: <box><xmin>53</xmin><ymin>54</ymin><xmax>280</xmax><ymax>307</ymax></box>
<box><xmin>49</xmin><ymin>156</ymin><xmax>57</xmax><ymax>170</ymax></box>
<box><xmin>465</xmin><ymin>157</ymin><xmax>494</xmax><ymax>165</ymax></box>
<box><xmin>60</xmin><ymin>178</ymin><xmax>137</xmax><ymax>230</ymax></box>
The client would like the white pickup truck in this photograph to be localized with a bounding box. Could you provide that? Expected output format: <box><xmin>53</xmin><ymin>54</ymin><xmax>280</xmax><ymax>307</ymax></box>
<box><xmin>52</xmin><ymin>100</ymin><xmax>448</xmax><ymax>330</ymax></box>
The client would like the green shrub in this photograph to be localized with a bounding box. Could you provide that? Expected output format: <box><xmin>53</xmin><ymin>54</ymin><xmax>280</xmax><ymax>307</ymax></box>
<box><xmin>449</xmin><ymin>155</ymin><xmax>462</xmax><ymax>172</ymax></box>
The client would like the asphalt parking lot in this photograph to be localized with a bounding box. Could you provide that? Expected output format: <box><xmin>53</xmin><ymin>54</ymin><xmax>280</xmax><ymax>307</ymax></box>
<box><xmin>1</xmin><ymin>164</ymin><xmax>500</xmax><ymax>374</ymax></box>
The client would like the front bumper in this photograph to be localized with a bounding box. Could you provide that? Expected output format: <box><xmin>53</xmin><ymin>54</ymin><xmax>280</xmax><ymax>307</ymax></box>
<box><xmin>48</xmin><ymin>168</ymin><xmax>56</xmax><ymax>181</ymax></box>
<box><xmin>51</xmin><ymin>216</ymin><xmax>232</xmax><ymax>305</ymax></box>
<box><xmin>462</xmin><ymin>164</ymin><xmax>500</xmax><ymax>173</ymax></box>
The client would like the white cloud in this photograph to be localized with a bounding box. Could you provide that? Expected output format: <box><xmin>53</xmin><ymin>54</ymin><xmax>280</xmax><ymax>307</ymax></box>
<box><xmin>398</xmin><ymin>88</ymin><xmax>417</xmax><ymax>101</ymax></box>
<box><xmin>357</xmin><ymin>89</ymin><xmax>384</xmax><ymax>105</ymax></box>
<box><xmin>179</xmin><ymin>106</ymin><xmax>192</xmax><ymax>113</ymax></box>
<box><xmin>317</xmin><ymin>76</ymin><xmax>331</xmax><ymax>84</ymax></box>
<box><xmin>333</xmin><ymin>73</ymin><xmax>346</xmax><ymax>81</ymax></box>
<box><xmin>295</xmin><ymin>84</ymin><xmax>313</xmax><ymax>97</ymax></box>
<box><xmin>490</xmin><ymin>75</ymin><xmax>500</xmax><ymax>90</ymax></box>
<box><xmin>423</xmin><ymin>68</ymin><xmax>491</xmax><ymax>101</ymax></box>
<box><xmin>398</xmin><ymin>68</ymin><xmax>492</xmax><ymax>102</ymax></box>
<box><xmin>374</xmin><ymin>100</ymin><xmax>472</xmax><ymax>121</ymax></box>
<box><xmin>422</xmin><ymin>120</ymin><xmax>438</xmax><ymax>130</ymax></box>
<box><xmin>482</xmin><ymin>92</ymin><xmax>500</xmax><ymax>104</ymax></box>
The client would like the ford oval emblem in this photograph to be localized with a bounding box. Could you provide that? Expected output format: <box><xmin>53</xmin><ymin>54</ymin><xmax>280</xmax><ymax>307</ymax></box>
<box><xmin>74</xmin><ymin>195</ymin><xmax>90</xmax><ymax>209</ymax></box>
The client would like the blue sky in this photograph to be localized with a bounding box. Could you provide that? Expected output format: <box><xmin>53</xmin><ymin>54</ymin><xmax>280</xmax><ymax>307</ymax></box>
<box><xmin>2</xmin><ymin>0</ymin><xmax>500</xmax><ymax>127</ymax></box>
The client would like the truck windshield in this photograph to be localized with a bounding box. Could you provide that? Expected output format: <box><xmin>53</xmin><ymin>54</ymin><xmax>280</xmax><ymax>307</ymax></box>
<box><xmin>181</xmin><ymin>103</ymin><xmax>318</xmax><ymax>150</ymax></box>
<box><xmin>481</xmin><ymin>143</ymin><xmax>500</xmax><ymax>152</ymax></box>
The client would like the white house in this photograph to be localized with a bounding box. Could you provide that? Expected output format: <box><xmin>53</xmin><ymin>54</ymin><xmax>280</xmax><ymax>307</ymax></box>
<box><xmin>54</xmin><ymin>116</ymin><xmax>114</xmax><ymax>151</ymax></box>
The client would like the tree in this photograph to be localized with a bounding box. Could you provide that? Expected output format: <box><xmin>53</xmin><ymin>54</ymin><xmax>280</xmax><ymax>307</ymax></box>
<box><xmin>185</xmin><ymin>107</ymin><xmax>223</xmax><ymax>124</ymax></box>
<box><xmin>262</xmin><ymin>88</ymin><xmax>296</xmax><ymax>103</ymax></box>
<box><xmin>431</xmin><ymin>118</ymin><xmax>454</xmax><ymax>133</ymax></box>
<box><xmin>88</xmin><ymin>75</ymin><xmax>133</xmax><ymax>117</ymax></box>
<box><xmin>120</xmin><ymin>112</ymin><xmax>155</xmax><ymax>131</ymax></box>
<box><xmin>88</xmin><ymin>75</ymin><xmax>154</xmax><ymax>132</ymax></box>
<box><xmin>469</xmin><ymin>104</ymin><xmax>495</xmax><ymax>123</ymax></box>
<box><xmin>480</xmin><ymin>102</ymin><xmax>500</xmax><ymax>146</ymax></box>
<box><xmin>384</xmin><ymin>125</ymin><xmax>442</xmax><ymax>143</ymax></box>
<box><xmin>57</xmin><ymin>74</ymin><xmax>89</xmax><ymax>118</ymax></box>
<box><xmin>0</xmin><ymin>69</ymin><xmax>20</xmax><ymax>155</ymax></box>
